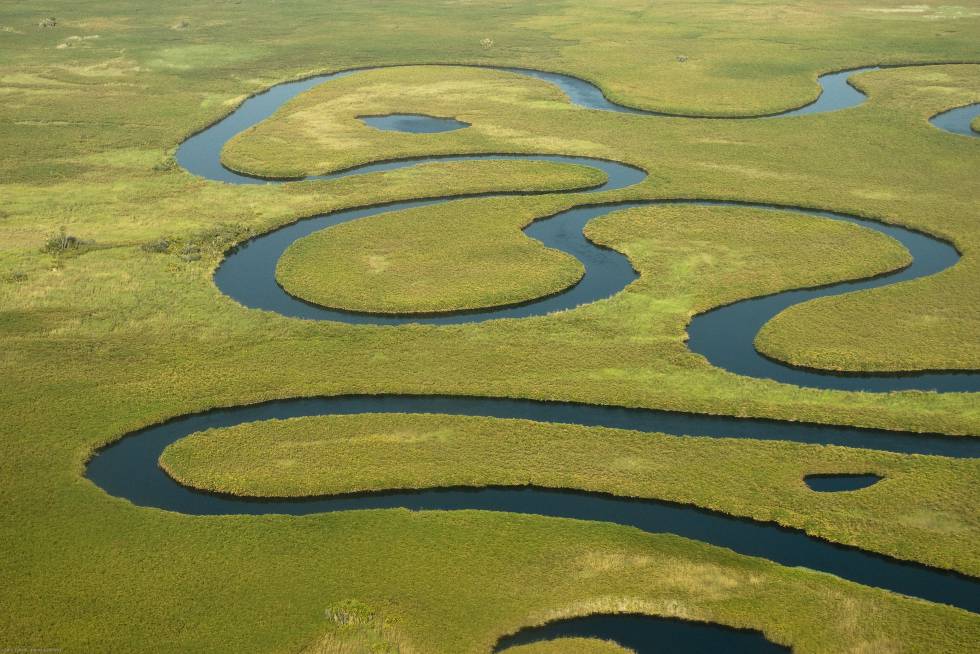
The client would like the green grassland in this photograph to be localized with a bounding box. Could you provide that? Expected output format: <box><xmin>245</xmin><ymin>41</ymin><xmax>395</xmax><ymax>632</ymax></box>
<box><xmin>3</xmin><ymin>0</ymin><xmax>980</xmax><ymax>652</ymax></box>
<box><xmin>301</xmin><ymin>603</ymin><xmax>622</xmax><ymax>653</ymax></box>
<box><xmin>275</xmin><ymin>193</ymin><xmax>907</xmax><ymax>316</ymax></box>
<box><xmin>161</xmin><ymin>412</ymin><xmax>979</xmax><ymax>575</ymax></box>
<box><xmin>223</xmin><ymin>63</ymin><xmax>980</xmax><ymax>372</ymax></box>
<box><xmin>753</xmin><ymin>67</ymin><xmax>980</xmax><ymax>371</ymax></box>
<box><xmin>276</xmin><ymin>168</ymin><xmax>603</xmax><ymax>314</ymax></box>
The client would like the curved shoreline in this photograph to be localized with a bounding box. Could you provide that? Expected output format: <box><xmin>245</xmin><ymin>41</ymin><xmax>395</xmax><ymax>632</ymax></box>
<box><xmin>183</xmin><ymin>64</ymin><xmax>980</xmax><ymax>391</ymax></box>
<box><xmin>930</xmin><ymin>102</ymin><xmax>980</xmax><ymax>137</ymax></box>
<box><xmin>86</xmin><ymin>393</ymin><xmax>980</xmax><ymax>613</ymax></box>
<box><xmin>82</xmin><ymin>63</ymin><xmax>980</xmax><ymax>641</ymax></box>
<box><xmin>493</xmin><ymin>613</ymin><xmax>789</xmax><ymax>653</ymax></box>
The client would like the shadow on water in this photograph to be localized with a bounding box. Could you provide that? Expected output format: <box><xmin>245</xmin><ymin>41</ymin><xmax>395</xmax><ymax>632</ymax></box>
<box><xmin>493</xmin><ymin>613</ymin><xmax>789</xmax><ymax>653</ymax></box>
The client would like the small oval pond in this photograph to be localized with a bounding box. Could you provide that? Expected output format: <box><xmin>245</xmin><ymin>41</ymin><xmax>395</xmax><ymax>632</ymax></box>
<box><xmin>494</xmin><ymin>614</ymin><xmax>788</xmax><ymax>653</ymax></box>
<box><xmin>804</xmin><ymin>474</ymin><xmax>882</xmax><ymax>492</ymax></box>
<box><xmin>358</xmin><ymin>113</ymin><xmax>469</xmax><ymax>133</ymax></box>
<box><xmin>929</xmin><ymin>103</ymin><xmax>980</xmax><ymax>138</ymax></box>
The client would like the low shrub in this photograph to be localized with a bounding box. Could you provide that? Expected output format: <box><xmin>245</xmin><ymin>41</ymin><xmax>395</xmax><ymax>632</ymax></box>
<box><xmin>41</xmin><ymin>227</ymin><xmax>85</xmax><ymax>254</ymax></box>
<box><xmin>141</xmin><ymin>238</ymin><xmax>170</xmax><ymax>254</ymax></box>
<box><xmin>179</xmin><ymin>244</ymin><xmax>201</xmax><ymax>262</ymax></box>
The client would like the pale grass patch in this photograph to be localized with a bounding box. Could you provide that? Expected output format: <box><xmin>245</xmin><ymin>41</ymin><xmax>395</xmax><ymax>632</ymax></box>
<box><xmin>918</xmin><ymin>84</ymin><xmax>972</xmax><ymax>95</ymax></box>
<box><xmin>1</xmin><ymin>72</ymin><xmax>70</xmax><ymax>86</ymax></box>
<box><xmin>828</xmin><ymin>595</ymin><xmax>901</xmax><ymax>654</ymax></box>
<box><xmin>67</xmin><ymin>147</ymin><xmax>165</xmax><ymax>168</ymax></box>
<box><xmin>681</xmin><ymin>252</ymin><xmax>717</xmax><ymax>270</ymax></box>
<box><xmin>925</xmin><ymin>6</ymin><xmax>980</xmax><ymax>19</ymax></box>
<box><xmin>537</xmin><ymin>596</ymin><xmax>698</xmax><ymax>626</ymax></box>
<box><xmin>197</xmin><ymin>93</ymin><xmax>244</xmax><ymax>110</ymax></box>
<box><xmin>0</xmin><ymin>227</ymin><xmax>47</xmax><ymax>252</ymax></box>
<box><xmin>56</xmin><ymin>35</ymin><xmax>100</xmax><ymax>50</ymax></box>
<box><xmin>657</xmin><ymin>560</ymin><xmax>744</xmax><ymax>598</ymax></box>
<box><xmin>290</xmin><ymin>109</ymin><xmax>371</xmax><ymax>150</ymax></box>
<box><xmin>860</xmin><ymin>4</ymin><xmax>980</xmax><ymax>19</ymax></box>
<box><xmin>706</xmin><ymin>4</ymin><xmax>828</xmax><ymax>22</ymax></box>
<box><xmin>899</xmin><ymin>508</ymin><xmax>973</xmax><ymax>535</ymax></box>
<box><xmin>608</xmin><ymin>456</ymin><xmax>650</xmax><ymax>473</ymax></box>
<box><xmin>899</xmin><ymin>70</ymin><xmax>955</xmax><ymax>84</ymax></box>
<box><xmin>353</xmin><ymin>73</ymin><xmax>564</xmax><ymax>108</ymax></box>
<box><xmin>54</xmin><ymin>58</ymin><xmax>143</xmax><ymax>78</ymax></box>
<box><xmin>572</xmin><ymin>550</ymin><xmax>741</xmax><ymax>599</ymax></box>
<box><xmin>851</xmin><ymin>188</ymin><xmax>898</xmax><ymax>201</ymax></box>
<box><xmin>848</xmin><ymin>639</ymin><xmax>902</xmax><ymax>654</ymax></box>
<box><xmin>72</xmin><ymin>16</ymin><xmax>132</xmax><ymax>30</ymax></box>
<box><xmin>229</xmin><ymin>66</ymin><xmax>583</xmax><ymax>156</ymax></box>
<box><xmin>301</xmin><ymin>602</ymin><xmax>415</xmax><ymax>654</ymax></box>
<box><xmin>302</xmin><ymin>629</ymin><xmax>407</xmax><ymax>654</ymax></box>
<box><xmin>148</xmin><ymin>44</ymin><xmax>266</xmax><ymax>71</ymax></box>
<box><xmin>356</xmin><ymin>429</ymin><xmax>444</xmax><ymax>445</ymax></box>
<box><xmin>695</xmin><ymin>162</ymin><xmax>805</xmax><ymax>181</ymax></box>
<box><xmin>366</xmin><ymin>255</ymin><xmax>390</xmax><ymax>273</ymax></box>
<box><xmin>695</xmin><ymin>137</ymin><xmax>747</xmax><ymax>145</ymax></box>
<box><xmin>574</xmin><ymin>550</ymin><xmax>655</xmax><ymax>577</ymax></box>
<box><xmin>477</xmin><ymin>123</ymin><xmax>609</xmax><ymax>153</ymax></box>
<box><xmin>861</xmin><ymin>5</ymin><xmax>930</xmax><ymax>13</ymax></box>
<box><xmin>222</xmin><ymin>94</ymin><xmax>247</xmax><ymax>107</ymax></box>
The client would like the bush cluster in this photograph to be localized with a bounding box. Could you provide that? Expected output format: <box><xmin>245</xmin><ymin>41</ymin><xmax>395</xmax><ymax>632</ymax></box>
<box><xmin>41</xmin><ymin>227</ymin><xmax>86</xmax><ymax>254</ymax></box>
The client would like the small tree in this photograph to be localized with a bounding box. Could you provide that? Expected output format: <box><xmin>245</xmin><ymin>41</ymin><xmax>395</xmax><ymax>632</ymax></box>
<box><xmin>42</xmin><ymin>226</ymin><xmax>80</xmax><ymax>253</ymax></box>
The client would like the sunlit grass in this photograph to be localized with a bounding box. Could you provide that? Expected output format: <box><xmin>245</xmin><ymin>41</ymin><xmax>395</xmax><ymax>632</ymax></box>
<box><xmin>160</xmin><ymin>411</ymin><xmax>980</xmax><ymax>576</ymax></box>
<box><xmin>224</xmin><ymin>63</ymin><xmax>980</xmax><ymax>372</ymax></box>
<box><xmin>3</xmin><ymin>1</ymin><xmax>980</xmax><ymax>651</ymax></box>
<box><xmin>276</xmin><ymin>165</ymin><xmax>602</xmax><ymax>313</ymax></box>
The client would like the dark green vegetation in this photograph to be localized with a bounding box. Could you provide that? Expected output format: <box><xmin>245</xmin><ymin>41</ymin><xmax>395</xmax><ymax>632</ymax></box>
<box><xmin>276</xmin><ymin>169</ymin><xmax>602</xmax><ymax>314</ymax></box>
<box><xmin>2</xmin><ymin>1</ymin><xmax>980</xmax><ymax>652</ymax></box>
<box><xmin>161</xmin><ymin>412</ymin><xmax>980</xmax><ymax>575</ymax></box>
<box><xmin>224</xmin><ymin>64</ymin><xmax>980</xmax><ymax>372</ymax></box>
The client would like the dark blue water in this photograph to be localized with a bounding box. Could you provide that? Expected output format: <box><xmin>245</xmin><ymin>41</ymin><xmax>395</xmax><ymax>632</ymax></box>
<box><xmin>85</xmin><ymin>394</ymin><xmax>980</xmax><ymax>613</ymax></box>
<box><xmin>493</xmin><ymin>614</ymin><xmax>789</xmax><ymax>653</ymax></box>
<box><xmin>97</xmin><ymin>64</ymin><xmax>980</xmax><ymax>644</ymax></box>
<box><xmin>359</xmin><ymin>113</ymin><xmax>469</xmax><ymax>132</ymax></box>
<box><xmin>804</xmin><ymin>474</ymin><xmax>882</xmax><ymax>492</ymax></box>
<box><xmin>178</xmin><ymin>64</ymin><xmax>980</xmax><ymax>390</ymax></box>
<box><xmin>212</xmin><ymin>158</ymin><xmax>644</xmax><ymax>323</ymax></box>
<box><xmin>498</xmin><ymin>65</ymin><xmax>880</xmax><ymax>118</ymax></box>
<box><xmin>174</xmin><ymin>64</ymin><xmax>921</xmax><ymax>182</ymax></box>
<box><xmin>685</xmin><ymin>210</ymin><xmax>976</xmax><ymax>392</ymax></box>
<box><xmin>930</xmin><ymin>103</ymin><xmax>980</xmax><ymax>138</ymax></box>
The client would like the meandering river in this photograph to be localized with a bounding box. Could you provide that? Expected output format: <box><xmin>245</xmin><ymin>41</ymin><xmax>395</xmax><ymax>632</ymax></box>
<box><xmin>93</xmin><ymin>64</ymin><xmax>980</xmax><ymax>651</ymax></box>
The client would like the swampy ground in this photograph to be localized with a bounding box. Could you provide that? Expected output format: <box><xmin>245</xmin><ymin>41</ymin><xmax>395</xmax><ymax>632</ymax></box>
<box><xmin>1</xmin><ymin>1</ymin><xmax>979</xmax><ymax>652</ymax></box>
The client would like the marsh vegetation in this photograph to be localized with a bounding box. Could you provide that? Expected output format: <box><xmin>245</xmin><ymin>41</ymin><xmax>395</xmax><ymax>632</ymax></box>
<box><xmin>2</xmin><ymin>1</ymin><xmax>979</xmax><ymax>652</ymax></box>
